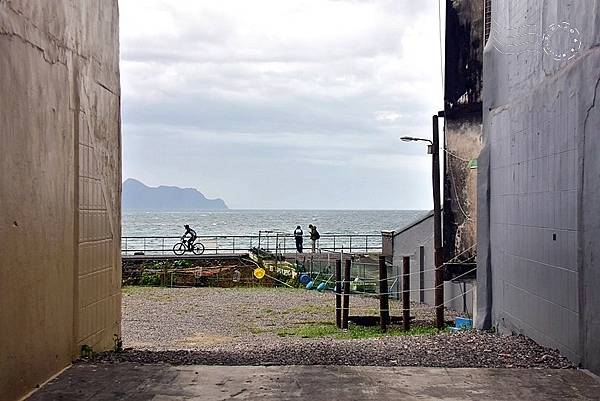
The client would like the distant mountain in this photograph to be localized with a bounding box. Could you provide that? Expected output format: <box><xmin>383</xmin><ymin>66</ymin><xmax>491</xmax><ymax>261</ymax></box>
<box><xmin>122</xmin><ymin>178</ymin><xmax>228</xmax><ymax>211</ymax></box>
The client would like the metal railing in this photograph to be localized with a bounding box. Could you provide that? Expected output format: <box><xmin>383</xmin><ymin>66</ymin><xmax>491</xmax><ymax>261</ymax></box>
<box><xmin>121</xmin><ymin>233</ymin><xmax>382</xmax><ymax>256</ymax></box>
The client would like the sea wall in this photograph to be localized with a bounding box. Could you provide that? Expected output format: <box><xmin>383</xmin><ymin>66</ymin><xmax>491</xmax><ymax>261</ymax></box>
<box><xmin>0</xmin><ymin>1</ymin><xmax>121</xmax><ymax>399</ymax></box>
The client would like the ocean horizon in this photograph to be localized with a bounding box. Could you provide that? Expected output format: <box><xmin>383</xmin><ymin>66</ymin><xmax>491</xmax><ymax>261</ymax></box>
<box><xmin>122</xmin><ymin>209</ymin><xmax>431</xmax><ymax>237</ymax></box>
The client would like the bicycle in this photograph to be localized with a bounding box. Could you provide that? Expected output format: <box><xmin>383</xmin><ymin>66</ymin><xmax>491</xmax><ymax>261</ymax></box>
<box><xmin>173</xmin><ymin>237</ymin><xmax>205</xmax><ymax>255</ymax></box>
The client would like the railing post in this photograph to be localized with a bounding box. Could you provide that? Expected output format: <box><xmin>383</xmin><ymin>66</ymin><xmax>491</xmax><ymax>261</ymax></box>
<box><xmin>162</xmin><ymin>237</ymin><xmax>165</xmax><ymax>255</ymax></box>
<box><xmin>403</xmin><ymin>256</ymin><xmax>411</xmax><ymax>331</ymax></box>
<box><xmin>125</xmin><ymin>237</ymin><xmax>128</xmax><ymax>255</ymax></box>
<box><xmin>143</xmin><ymin>238</ymin><xmax>146</xmax><ymax>253</ymax></box>
<box><xmin>232</xmin><ymin>237</ymin><xmax>235</xmax><ymax>254</ymax></box>
<box><xmin>333</xmin><ymin>236</ymin><xmax>336</xmax><ymax>251</ymax></box>
<box><xmin>349</xmin><ymin>236</ymin><xmax>352</xmax><ymax>253</ymax></box>
<box><xmin>365</xmin><ymin>236</ymin><xmax>368</xmax><ymax>252</ymax></box>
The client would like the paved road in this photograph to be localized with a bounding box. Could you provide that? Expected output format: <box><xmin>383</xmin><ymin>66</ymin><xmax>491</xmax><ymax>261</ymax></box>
<box><xmin>28</xmin><ymin>364</ymin><xmax>600</xmax><ymax>400</ymax></box>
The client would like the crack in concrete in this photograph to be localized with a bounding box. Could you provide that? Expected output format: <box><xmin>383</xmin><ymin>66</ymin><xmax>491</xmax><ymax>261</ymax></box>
<box><xmin>0</xmin><ymin>31</ymin><xmax>66</xmax><ymax>67</ymax></box>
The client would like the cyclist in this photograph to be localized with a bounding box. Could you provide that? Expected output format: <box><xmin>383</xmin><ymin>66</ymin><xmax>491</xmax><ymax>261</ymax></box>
<box><xmin>182</xmin><ymin>224</ymin><xmax>197</xmax><ymax>251</ymax></box>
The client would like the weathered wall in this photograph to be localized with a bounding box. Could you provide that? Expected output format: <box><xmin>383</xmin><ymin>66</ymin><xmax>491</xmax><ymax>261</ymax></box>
<box><xmin>392</xmin><ymin>214</ymin><xmax>473</xmax><ymax>314</ymax></box>
<box><xmin>480</xmin><ymin>0</ymin><xmax>600</xmax><ymax>369</ymax></box>
<box><xmin>443</xmin><ymin>0</ymin><xmax>484</xmax><ymax>264</ymax></box>
<box><xmin>0</xmin><ymin>1</ymin><xmax>121</xmax><ymax>399</ymax></box>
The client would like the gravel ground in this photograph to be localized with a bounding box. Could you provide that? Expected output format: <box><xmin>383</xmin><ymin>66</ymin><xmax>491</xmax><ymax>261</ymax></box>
<box><xmin>100</xmin><ymin>286</ymin><xmax>573</xmax><ymax>369</ymax></box>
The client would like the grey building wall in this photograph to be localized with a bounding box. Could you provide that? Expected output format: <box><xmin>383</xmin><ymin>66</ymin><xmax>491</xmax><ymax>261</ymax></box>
<box><xmin>391</xmin><ymin>213</ymin><xmax>473</xmax><ymax>314</ymax></box>
<box><xmin>480</xmin><ymin>0</ymin><xmax>600</xmax><ymax>369</ymax></box>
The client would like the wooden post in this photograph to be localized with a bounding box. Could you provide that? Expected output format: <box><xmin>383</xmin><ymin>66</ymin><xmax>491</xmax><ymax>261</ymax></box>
<box><xmin>335</xmin><ymin>259</ymin><xmax>342</xmax><ymax>328</ymax></box>
<box><xmin>403</xmin><ymin>256</ymin><xmax>411</xmax><ymax>331</ymax></box>
<box><xmin>378</xmin><ymin>256</ymin><xmax>390</xmax><ymax>332</ymax></box>
<box><xmin>342</xmin><ymin>259</ymin><xmax>351</xmax><ymax>330</ymax></box>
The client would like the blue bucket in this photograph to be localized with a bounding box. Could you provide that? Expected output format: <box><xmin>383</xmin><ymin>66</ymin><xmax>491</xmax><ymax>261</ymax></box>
<box><xmin>306</xmin><ymin>281</ymin><xmax>314</xmax><ymax>289</ymax></box>
<box><xmin>299</xmin><ymin>274</ymin><xmax>311</xmax><ymax>285</ymax></box>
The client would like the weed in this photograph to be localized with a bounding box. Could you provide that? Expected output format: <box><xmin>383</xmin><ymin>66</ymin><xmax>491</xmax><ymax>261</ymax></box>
<box><xmin>80</xmin><ymin>344</ymin><xmax>94</xmax><ymax>358</ymax></box>
<box><xmin>139</xmin><ymin>272</ymin><xmax>161</xmax><ymax>286</ymax></box>
<box><xmin>113</xmin><ymin>334</ymin><xmax>123</xmax><ymax>353</ymax></box>
<box><xmin>173</xmin><ymin>260</ymin><xmax>192</xmax><ymax>268</ymax></box>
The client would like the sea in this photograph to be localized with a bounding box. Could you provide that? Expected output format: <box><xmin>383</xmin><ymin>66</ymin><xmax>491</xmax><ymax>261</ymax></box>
<box><xmin>122</xmin><ymin>210</ymin><xmax>429</xmax><ymax>237</ymax></box>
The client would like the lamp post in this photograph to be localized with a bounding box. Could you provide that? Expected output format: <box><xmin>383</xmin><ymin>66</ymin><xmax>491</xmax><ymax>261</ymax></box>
<box><xmin>400</xmin><ymin>114</ymin><xmax>444</xmax><ymax>329</ymax></box>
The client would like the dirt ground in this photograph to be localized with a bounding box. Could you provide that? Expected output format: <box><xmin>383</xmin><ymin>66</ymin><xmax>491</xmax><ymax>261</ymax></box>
<box><xmin>111</xmin><ymin>286</ymin><xmax>574</xmax><ymax>368</ymax></box>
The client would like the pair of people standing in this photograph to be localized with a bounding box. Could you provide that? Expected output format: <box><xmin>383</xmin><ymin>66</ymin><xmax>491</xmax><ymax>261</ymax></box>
<box><xmin>294</xmin><ymin>224</ymin><xmax>320</xmax><ymax>253</ymax></box>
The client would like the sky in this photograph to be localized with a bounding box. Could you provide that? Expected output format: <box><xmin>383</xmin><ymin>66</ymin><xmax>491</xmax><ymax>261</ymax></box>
<box><xmin>120</xmin><ymin>0</ymin><xmax>444</xmax><ymax>210</ymax></box>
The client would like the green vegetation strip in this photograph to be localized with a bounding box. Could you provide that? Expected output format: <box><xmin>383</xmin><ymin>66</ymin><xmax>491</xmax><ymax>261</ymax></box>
<box><xmin>277</xmin><ymin>323</ymin><xmax>440</xmax><ymax>339</ymax></box>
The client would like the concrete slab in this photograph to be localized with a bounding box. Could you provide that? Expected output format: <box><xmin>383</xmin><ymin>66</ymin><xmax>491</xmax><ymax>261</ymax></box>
<box><xmin>27</xmin><ymin>363</ymin><xmax>600</xmax><ymax>401</ymax></box>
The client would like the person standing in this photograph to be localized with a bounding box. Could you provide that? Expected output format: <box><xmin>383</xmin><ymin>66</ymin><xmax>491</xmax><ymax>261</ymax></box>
<box><xmin>294</xmin><ymin>225</ymin><xmax>303</xmax><ymax>253</ymax></box>
<box><xmin>309</xmin><ymin>224</ymin><xmax>320</xmax><ymax>253</ymax></box>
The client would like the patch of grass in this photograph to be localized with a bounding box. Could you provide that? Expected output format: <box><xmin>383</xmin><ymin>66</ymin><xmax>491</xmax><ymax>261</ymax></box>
<box><xmin>288</xmin><ymin>304</ymin><xmax>335</xmax><ymax>314</ymax></box>
<box><xmin>147</xmin><ymin>294</ymin><xmax>173</xmax><ymax>302</ymax></box>
<box><xmin>247</xmin><ymin>326</ymin><xmax>273</xmax><ymax>334</ymax></box>
<box><xmin>122</xmin><ymin>286</ymin><xmax>149</xmax><ymax>296</ymax></box>
<box><xmin>277</xmin><ymin>323</ymin><xmax>440</xmax><ymax>339</ymax></box>
<box><xmin>278</xmin><ymin>323</ymin><xmax>338</xmax><ymax>338</ymax></box>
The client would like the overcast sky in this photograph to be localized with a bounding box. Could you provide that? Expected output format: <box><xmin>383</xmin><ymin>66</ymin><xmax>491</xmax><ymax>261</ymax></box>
<box><xmin>120</xmin><ymin>0</ymin><xmax>443</xmax><ymax>209</ymax></box>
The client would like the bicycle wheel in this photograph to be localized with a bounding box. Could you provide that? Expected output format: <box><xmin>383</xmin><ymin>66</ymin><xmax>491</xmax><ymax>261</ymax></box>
<box><xmin>192</xmin><ymin>242</ymin><xmax>205</xmax><ymax>255</ymax></box>
<box><xmin>173</xmin><ymin>242</ymin><xmax>186</xmax><ymax>255</ymax></box>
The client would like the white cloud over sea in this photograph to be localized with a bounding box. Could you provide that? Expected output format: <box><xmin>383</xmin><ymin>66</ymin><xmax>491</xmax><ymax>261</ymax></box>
<box><xmin>120</xmin><ymin>0</ymin><xmax>443</xmax><ymax>209</ymax></box>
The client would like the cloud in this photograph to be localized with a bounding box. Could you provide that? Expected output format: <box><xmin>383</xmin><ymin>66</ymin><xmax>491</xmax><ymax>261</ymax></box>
<box><xmin>120</xmin><ymin>0</ymin><xmax>443</xmax><ymax>209</ymax></box>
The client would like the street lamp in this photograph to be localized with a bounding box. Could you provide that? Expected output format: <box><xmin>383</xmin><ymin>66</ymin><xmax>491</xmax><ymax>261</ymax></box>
<box><xmin>400</xmin><ymin>115</ymin><xmax>444</xmax><ymax>329</ymax></box>
<box><xmin>400</xmin><ymin>136</ymin><xmax>434</xmax><ymax>154</ymax></box>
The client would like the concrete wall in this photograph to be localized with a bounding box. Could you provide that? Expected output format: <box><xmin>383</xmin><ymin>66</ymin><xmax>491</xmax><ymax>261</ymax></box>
<box><xmin>391</xmin><ymin>213</ymin><xmax>473</xmax><ymax>315</ymax></box>
<box><xmin>0</xmin><ymin>2</ymin><xmax>121</xmax><ymax>399</ymax></box>
<box><xmin>480</xmin><ymin>0</ymin><xmax>600</xmax><ymax>369</ymax></box>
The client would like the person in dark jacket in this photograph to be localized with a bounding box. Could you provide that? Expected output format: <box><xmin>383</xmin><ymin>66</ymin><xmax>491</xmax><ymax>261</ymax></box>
<box><xmin>309</xmin><ymin>224</ymin><xmax>320</xmax><ymax>253</ymax></box>
<box><xmin>182</xmin><ymin>224</ymin><xmax>197</xmax><ymax>251</ymax></box>
<box><xmin>294</xmin><ymin>225</ymin><xmax>303</xmax><ymax>253</ymax></box>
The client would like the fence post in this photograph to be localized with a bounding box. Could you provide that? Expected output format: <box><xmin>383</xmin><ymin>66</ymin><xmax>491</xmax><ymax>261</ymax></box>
<box><xmin>335</xmin><ymin>259</ymin><xmax>342</xmax><ymax>328</ymax></box>
<box><xmin>403</xmin><ymin>256</ymin><xmax>411</xmax><ymax>331</ymax></box>
<box><xmin>365</xmin><ymin>236</ymin><xmax>368</xmax><ymax>253</ymax></box>
<box><xmin>232</xmin><ymin>237</ymin><xmax>235</xmax><ymax>254</ymax></box>
<box><xmin>342</xmin><ymin>258</ymin><xmax>351</xmax><ymax>330</ymax></box>
<box><xmin>349</xmin><ymin>236</ymin><xmax>352</xmax><ymax>253</ymax></box>
<box><xmin>396</xmin><ymin>264</ymin><xmax>401</xmax><ymax>300</ymax></box>
<box><xmin>379</xmin><ymin>256</ymin><xmax>390</xmax><ymax>332</ymax></box>
<box><xmin>419</xmin><ymin>246</ymin><xmax>425</xmax><ymax>304</ymax></box>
